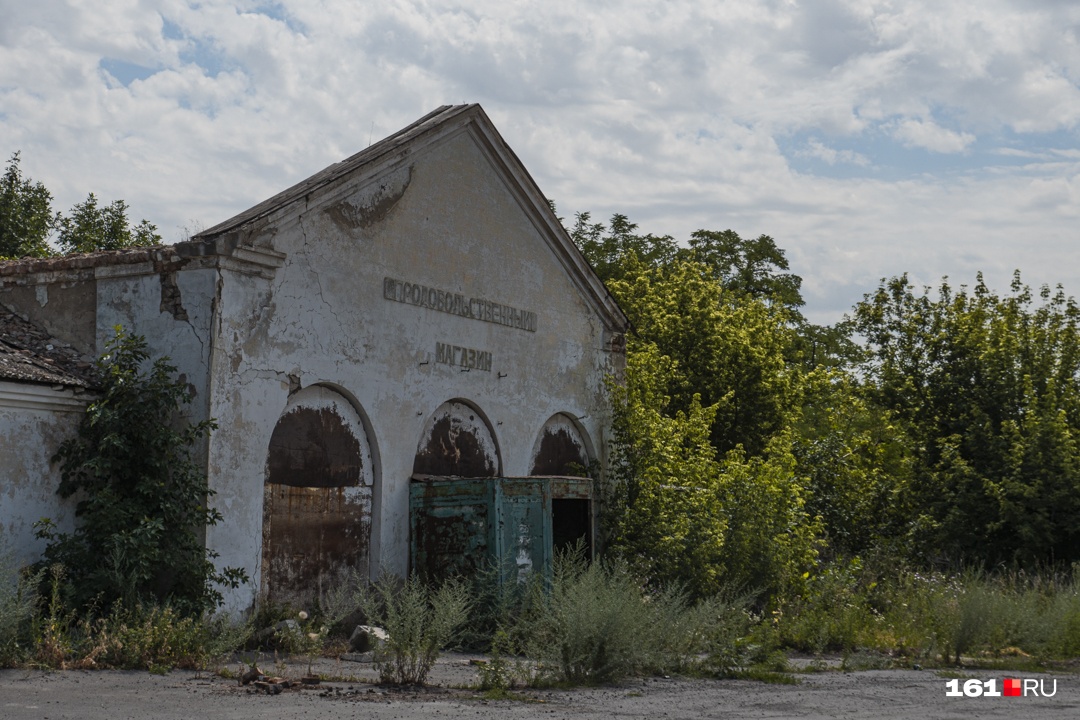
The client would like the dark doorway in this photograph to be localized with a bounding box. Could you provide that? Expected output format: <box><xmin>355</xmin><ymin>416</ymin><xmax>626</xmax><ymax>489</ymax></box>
<box><xmin>552</xmin><ymin>498</ymin><xmax>592</xmax><ymax>559</ymax></box>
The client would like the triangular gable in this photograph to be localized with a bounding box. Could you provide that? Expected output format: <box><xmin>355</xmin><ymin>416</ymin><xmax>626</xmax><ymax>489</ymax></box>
<box><xmin>195</xmin><ymin>105</ymin><xmax>628</xmax><ymax>334</ymax></box>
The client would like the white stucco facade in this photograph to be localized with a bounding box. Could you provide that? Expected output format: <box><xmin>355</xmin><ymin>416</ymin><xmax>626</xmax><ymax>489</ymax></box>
<box><xmin>0</xmin><ymin>105</ymin><xmax>627</xmax><ymax>613</ymax></box>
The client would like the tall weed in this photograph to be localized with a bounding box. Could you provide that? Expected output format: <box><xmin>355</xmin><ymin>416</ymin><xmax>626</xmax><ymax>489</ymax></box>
<box><xmin>0</xmin><ymin>549</ymin><xmax>41</xmax><ymax>667</ymax></box>
<box><xmin>518</xmin><ymin>551</ymin><xmax>735</xmax><ymax>684</ymax></box>
<box><xmin>358</xmin><ymin>575</ymin><xmax>471</xmax><ymax>685</ymax></box>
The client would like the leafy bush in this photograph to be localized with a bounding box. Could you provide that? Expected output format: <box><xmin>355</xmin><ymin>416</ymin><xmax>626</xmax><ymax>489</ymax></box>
<box><xmin>39</xmin><ymin>327</ymin><xmax>245</xmax><ymax>615</ymax></box>
<box><xmin>358</xmin><ymin>575</ymin><xmax>471</xmax><ymax>685</ymax></box>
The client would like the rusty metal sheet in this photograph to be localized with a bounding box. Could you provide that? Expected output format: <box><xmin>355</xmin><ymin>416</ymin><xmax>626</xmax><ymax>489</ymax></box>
<box><xmin>262</xmin><ymin>388</ymin><xmax>373</xmax><ymax>608</ymax></box>
<box><xmin>494</xmin><ymin>478</ymin><xmax>549</xmax><ymax>583</ymax></box>
<box><xmin>409</xmin><ymin>477</ymin><xmax>492</xmax><ymax>582</ymax></box>
<box><xmin>262</xmin><ymin>483</ymin><xmax>371</xmax><ymax>607</ymax></box>
<box><xmin>409</xmin><ymin>476</ymin><xmax>592</xmax><ymax>585</ymax></box>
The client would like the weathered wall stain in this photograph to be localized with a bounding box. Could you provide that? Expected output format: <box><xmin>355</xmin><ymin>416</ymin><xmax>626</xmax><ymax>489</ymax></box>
<box><xmin>267</xmin><ymin>406</ymin><xmax>363</xmax><ymax>488</ymax></box>
<box><xmin>413</xmin><ymin>401</ymin><xmax>498</xmax><ymax>477</ymax></box>
<box><xmin>262</xmin><ymin>386</ymin><xmax>373</xmax><ymax>607</ymax></box>
<box><xmin>324</xmin><ymin>166</ymin><xmax>411</xmax><ymax>232</ymax></box>
<box><xmin>530</xmin><ymin>414</ymin><xmax>588</xmax><ymax>476</ymax></box>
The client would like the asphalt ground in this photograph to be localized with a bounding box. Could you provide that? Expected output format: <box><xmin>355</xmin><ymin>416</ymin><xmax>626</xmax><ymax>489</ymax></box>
<box><xmin>1</xmin><ymin>653</ymin><xmax>1076</xmax><ymax>719</ymax></box>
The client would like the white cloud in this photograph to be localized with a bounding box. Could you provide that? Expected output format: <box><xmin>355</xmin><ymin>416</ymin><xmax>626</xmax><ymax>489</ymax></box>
<box><xmin>892</xmin><ymin>118</ymin><xmax>976</xmax><ymax>153</ymax></box>
<box><xmin>1</xmin><ymin>0</ymin><xmax>1080</xmax><ymax>323</ymax></box>
<box><xmin>796</xmin><ymin>139</ymin><xmax>870</xmax><ymax>166</ymax></box>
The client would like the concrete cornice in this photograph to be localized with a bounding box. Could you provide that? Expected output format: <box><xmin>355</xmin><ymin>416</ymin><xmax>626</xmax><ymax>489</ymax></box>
<box><xmin>0</xmin><ymin>380</ymin><xmax>91</xmax><ymax>413</ymax></box>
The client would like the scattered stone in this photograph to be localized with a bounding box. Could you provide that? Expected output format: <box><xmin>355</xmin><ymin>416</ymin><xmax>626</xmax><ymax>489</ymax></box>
<box><xmin>340</xmin><ymin>651</ymin><xmax>375</xmax><ymax>663</ymax></box>
<box><xmin>253</xmin><ymin>618</ymin><xmax>302</xmax><ymax>643</ymax></box>
<box><xmin>240</xmin><ymin>666</ymin><xmax>265</xmax><ymax>685</ymax></box>
<box><xmin>349</xmin><ymin>624</ymin><xmax>389</xmax><ymax>653</ymax></box>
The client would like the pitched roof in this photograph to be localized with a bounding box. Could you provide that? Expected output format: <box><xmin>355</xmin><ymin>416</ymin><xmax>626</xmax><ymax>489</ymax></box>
<box><xmin>0</xmin><ymin>306</ymin><xmax>97</xmax><ymax>388</ymax></box>
<box><xmin>195</xmin><ymin>104</ymin><xmax>629</xmax><ymax>333</ymax></box>
<box><xmin>195</xmin><ymin>105</ymin><xmax>479</xmax><ymax>240</ymax></box>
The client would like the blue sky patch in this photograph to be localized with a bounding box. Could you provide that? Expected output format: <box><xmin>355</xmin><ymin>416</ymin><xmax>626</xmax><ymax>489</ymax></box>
<box><xmin>777</xmin><ymin>126</ymin><xmax>1065</xmax><ymax>181</ymax></box>
<box><xmin>99</xmin><ymin>58</ymin><xmax>158</xmax><ymax>86</ymax></box>
<box><xmin>247</xmin><ymin>2</ymin><xmax>306</xmax><ymax>33</ymax></box>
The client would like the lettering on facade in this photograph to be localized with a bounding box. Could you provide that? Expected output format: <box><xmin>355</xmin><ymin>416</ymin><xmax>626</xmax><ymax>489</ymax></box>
<box><xmin>435</xmin><ymin>342</ymin><xmax>492</xmax><ymax>372</ymax></box>
<box><xmin>383</xmin><ymin>277</ymin><xmax>538</xmax><ymax>332</ymax></box>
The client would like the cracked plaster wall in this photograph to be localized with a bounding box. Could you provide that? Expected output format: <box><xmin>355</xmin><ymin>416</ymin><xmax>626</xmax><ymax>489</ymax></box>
<box><xmin>0</xmin><ymin>388</ymin><xmax>83</xmax><ymax>567</ymax></box>
<box><xmin>96</xmin><ymin>268</ymin><xmax>217</xmax><ymax>428</ymax></box>
<box><xmin>203</xmin><ymin>129</ymin><xmax>622</xmax><ymax>612</ymax></box>
<box><xmin>0</xmin><ymin>266</ymin><xmax>216</xmax><ymax>570</ymax></box>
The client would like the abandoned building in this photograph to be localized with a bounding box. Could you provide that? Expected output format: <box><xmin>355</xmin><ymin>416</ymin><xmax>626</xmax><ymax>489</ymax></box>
<box><xmin>0</xmin><ymin>105</ymin><xmax>628</xmax><ymax>611</ymax></box>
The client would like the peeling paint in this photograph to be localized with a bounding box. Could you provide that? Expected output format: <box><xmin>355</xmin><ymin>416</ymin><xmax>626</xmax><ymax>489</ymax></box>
<box><xmin>413</xmin><ymin>400</ymin><xmax>498</xmax><ymax>477</ymax></box>
<box><xmin>324</xmin><ymin>166</ymin><xmax>411</xmax><ymax>233</ymax></box>
<box><xmin>159</xmin><ymin>272</ymin><xmax>189</xmax><ymax>321</ymax></box>
<box><xmin>530</xmin><ymin>414</ymin><xmax>588</xmax><ymax>476</ymax></box>
<box><xmin>262</xmin><ymin>385</ymin><xmax>373</xmax><ymax>607</ymax></box>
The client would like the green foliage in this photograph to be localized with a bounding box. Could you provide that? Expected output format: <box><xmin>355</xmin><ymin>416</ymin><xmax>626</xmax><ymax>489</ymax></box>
<box><xmin>853</xmin><ymin>272</ymin><xmax>1080</xmax><ymax>565</ymax></box>
<box><xmin>716</xmin><ymin>438</ymin><xmax>821</xmax><ymax>598</ymax></box>
<box><xmin>56</xmin><ymin>192</ymin><xmax>160</xmax><ymax>254</ymax></box>
<box><xmin>793</xmin><ymin>370</ymin><xmax>914</xmax><ymax>557</ymax></box>
<box><xmin>41</xmin><ymin>327</ymin><xmax>244</xmax><ymax>616</ymax></box>
<box><xmin>358</xmin><ymin>575</ymin><xmax>471</xmax><ymax>685</ymax></box>
<box><xmin>608</xmin><ymin>256</ymin><xmax>798</xmax><ymax>456</ymax></box>
<box><xmin>687</xmin><ymin>229</ymin><xmax>804</xmax><ymax>312</ymax></box>
<box><xmin>518</xmin><ymin>551</ymin><xmax>733</xmax><ymax>684</ymax></box>
<box><xmin>0</xmin><ymin>547</ymin><xmax>41</xmax><ymax>667</ymax></box>
<box><xmin>603</xmin><ymin>339</ymin><xmax>729</xmax><ymax>597</ymax></box>
<box><xmin>0</xmin><ymin>152</ymin><xmax>54</xmax><ymax>259</ymax></box>
<box><xmin>1</xmin><ymin>152</ymin><xmax>161</xmax><ymax>258</ymax></box>
<box><xmin>570</xmin><ymin>212</ymin><xmax>678</xmax><ymax>284</ymax></box>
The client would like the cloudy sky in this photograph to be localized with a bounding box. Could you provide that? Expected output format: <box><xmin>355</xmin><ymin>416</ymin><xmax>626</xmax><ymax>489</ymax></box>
<box><xmin>2</xmin><ymin>0</ymin><xmax>1078</xmax><ymax>323</ymax></box>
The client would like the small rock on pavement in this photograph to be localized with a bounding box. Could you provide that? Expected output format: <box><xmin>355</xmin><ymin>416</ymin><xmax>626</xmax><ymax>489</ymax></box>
<box><xmin>349</xmin><ymin>624</ymin><xmax>389</xmax><ymax>653</ymax></box>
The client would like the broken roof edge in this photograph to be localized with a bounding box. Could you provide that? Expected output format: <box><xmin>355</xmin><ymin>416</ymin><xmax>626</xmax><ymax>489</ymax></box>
<box><xmin>0</xmin><ymin>304</ymin><xmax>98</xmax><ymax>390</ymax></box>
<box><xmin>0</xmin><ymin>246</ymin><xmax>173</xmax><ymax>277</ymax></box>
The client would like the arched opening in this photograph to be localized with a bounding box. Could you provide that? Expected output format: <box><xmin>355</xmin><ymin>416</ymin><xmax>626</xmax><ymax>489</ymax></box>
<box><xmin>412</xmin><ymin>399</ymin><xmax>500</xmax><ymax>477</ymax></box>
<box><xmin>262</xmin><ymin>385</ymin><xmax>373</xmax><ymax>607</ymax></box>
<box><xmin>529</xmin><ymin>413</ymin><xmax>590</xmax><ymax>476</ymax></box>
<box><xmin>531</xmin><ymin>414</ymin><xmax>594</xmax><ymax>558</ymax></box>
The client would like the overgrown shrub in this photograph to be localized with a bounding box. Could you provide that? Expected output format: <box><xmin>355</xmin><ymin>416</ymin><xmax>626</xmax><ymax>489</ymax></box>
<box><xmin>39</xmin><ymin>327</ymin><xmax>245</xmax><ymax>616</ymax></box>
<box><xmin>771</xmin><ymin>558</ymin><xmax>1080</xmax><ymax>665</ymax></box>
<box><xmin>358</xmin><ymin>575</ymin><xmax>471</xmax><ymax>685</ymax></box>
<box><xmin>518</xmin><ymin>550</ymin><xmax>733</xmax><ymax>684</ymax></box>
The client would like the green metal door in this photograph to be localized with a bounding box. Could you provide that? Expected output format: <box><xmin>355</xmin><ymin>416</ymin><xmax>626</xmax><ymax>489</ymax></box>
<box><xmin>494</xmin><ymin>478</ymin><xmax>551</xmax><ymax>583</ymax></box>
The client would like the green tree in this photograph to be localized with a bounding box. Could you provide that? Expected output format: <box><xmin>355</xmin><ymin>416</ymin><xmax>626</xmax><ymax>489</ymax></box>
<box><xmin>608</xmin><ymin>254</ymin><xmax>798</xmax><ymax>456</ymax></box>
<box><xmin>853</xmin><ymin>272</ymin><xmax>1080</xmax><ymax>565</ymax></box>
<box><xmin>604</xmin><ymin>339</ymin><xmax>820</xmax><ymax>599</ymax></box>
<box><xmin>687</xmin><ymin>229</ymin><xmax>804</xmax><ymax>312</ymax></box>
<box><xmin>0</xmin><ymin>152</ymin><xmax>54</xmax><ymax>259</ymax></box>
<box><xmin>570</xmin><ymin>212</ymin><xmax>679</xmax><ymax>284</ymax></box>
<box><xmin>40</xmin><ymin>327</ymin><xmax>243</xmax><ymax>615</ymax></box>
<box><xmin>793</xmin><ymin>369</ymin><xmax>914</xmax><ymax>557</ymax></box>
<box><xmin>56</xmin><ymin>193</ymin><xmax>161</xmax><ymax>254</ymax></box>
<box><xmin>603</xmin><ymin>339</ymin><xmax>729</xmax><ymax>597</ymax></box>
